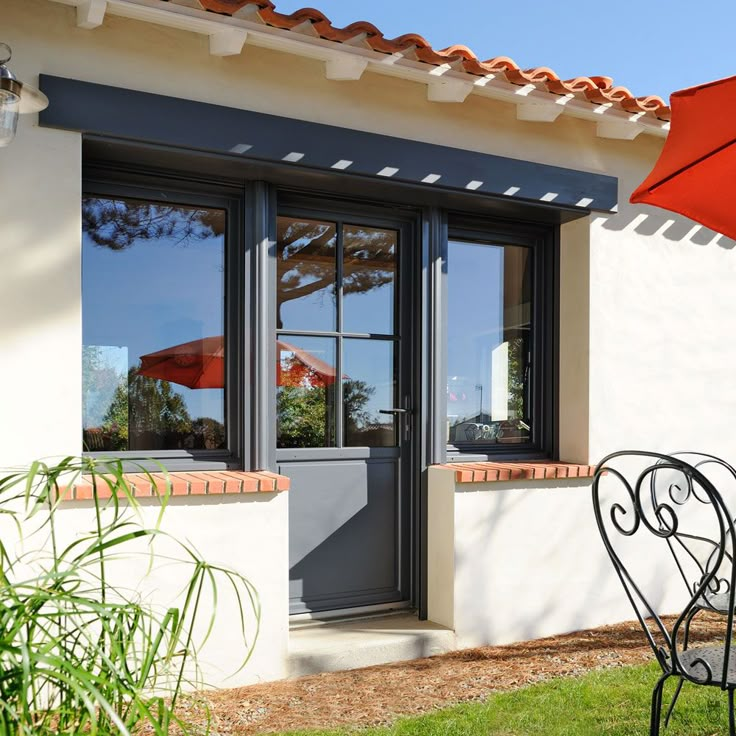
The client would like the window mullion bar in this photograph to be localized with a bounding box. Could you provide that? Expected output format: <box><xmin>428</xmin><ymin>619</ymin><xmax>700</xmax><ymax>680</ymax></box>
<box><xmin>251</xmin><ymin>181</ymin><xmax>277</xmax><ymax>471</ymax></box>
<box><xmin>335</xmin><ymin>225</ymin><xmax>344</xmax><ymax>448</ymax></box>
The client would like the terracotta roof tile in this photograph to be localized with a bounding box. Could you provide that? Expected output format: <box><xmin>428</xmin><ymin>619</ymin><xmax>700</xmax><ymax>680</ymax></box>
<box><xmin>192</xmin><ymin>0</ymin><xmax>670</xmax><ymax>122</ymax></box>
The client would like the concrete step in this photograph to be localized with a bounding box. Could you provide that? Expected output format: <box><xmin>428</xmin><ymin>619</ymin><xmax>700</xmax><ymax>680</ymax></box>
<box><xmin>287</xmin><ymin>611</ymin><xmax>456</xmax><ymax>678</ymax></box>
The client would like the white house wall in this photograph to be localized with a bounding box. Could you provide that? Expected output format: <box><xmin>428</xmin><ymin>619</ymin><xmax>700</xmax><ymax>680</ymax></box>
<box><xmin>57</xmin><ymin>493</ymin><xmax>289</xmax><ymax>687</ymax></box>
<box><xmin>3</xmin><ymin>0</ymin><xmax>736</xmax><ymax>673</ymax></box>
<box><xmin>427</xmin><ymin>469</ymin><xmax>690</xmax><ymax>648</ymax></box>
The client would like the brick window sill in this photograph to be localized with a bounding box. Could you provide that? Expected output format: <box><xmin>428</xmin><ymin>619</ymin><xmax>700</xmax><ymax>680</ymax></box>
<box><xmin>61</xmin><ymin>470</ymin><xmax>290</xmax><ymax>501</ymax></box>
<box><xmin>432</xmin><ymin>461</ymin><xmax>598</xmax><ymax>484</ymax></box>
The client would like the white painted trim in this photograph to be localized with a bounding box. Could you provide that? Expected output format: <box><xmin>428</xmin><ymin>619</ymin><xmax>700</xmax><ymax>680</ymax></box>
<box><xmin>324</xmin><ymin>53</ymin><xmax>368</xmax><ymax>81</ymax></box>
<box><xmin>47</xmin><ymin>0</ymin><xmax>670</xmax><ymax>139</ymax></box>
<box><xmin>208</xmin><ymin>27</ymin><xmax>248</xmax><ymax>57</ymax></box>
<box><xmin>596</xmin><ymin>120</ymin><xmax>644</xmax><ymax>140</ymax></box>
<box><xmin>76</xmin><ymin>0</ymin><xmax>106</xmax><ymax>28</ymax></box>
<box><xmin>427</xmin><ymin>78</ymin><xmax>474</xmax><ymax>103</ymax></box>
<box><xmin>516</xmin><ymin>102</ymin><xmax>564</xmax><ymax>123</ymax></box>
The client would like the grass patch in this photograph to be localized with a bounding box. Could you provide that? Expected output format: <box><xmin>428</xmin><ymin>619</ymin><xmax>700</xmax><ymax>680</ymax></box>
<box><xmin>274</xmin><ymin>662</ymin><xmax>731</xmax><ymax>735</ymax></box>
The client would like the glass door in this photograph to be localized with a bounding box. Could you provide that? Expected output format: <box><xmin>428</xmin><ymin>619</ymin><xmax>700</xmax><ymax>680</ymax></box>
<box><xmin>275</xmin><ymin>207</ymin><xmax>413</xmax><ymax>614</ymax></box>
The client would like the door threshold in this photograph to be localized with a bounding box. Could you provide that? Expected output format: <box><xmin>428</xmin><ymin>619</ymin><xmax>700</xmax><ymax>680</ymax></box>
<box><xmin>290</xmin><ymin>601</ymin><xmax>413</xmax><ymax>628</ymax></box>
<box><xmin>287</xmin><ymin>609</ymin><xmax>455</xmax><ymax>677</ymax></box>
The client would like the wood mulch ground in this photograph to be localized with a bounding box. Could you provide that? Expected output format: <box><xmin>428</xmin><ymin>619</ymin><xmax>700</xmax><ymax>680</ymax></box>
<box><xmin>181</xmin><ymin>614</ymin><xmax>722</xmax><ymax>735</ymax></box>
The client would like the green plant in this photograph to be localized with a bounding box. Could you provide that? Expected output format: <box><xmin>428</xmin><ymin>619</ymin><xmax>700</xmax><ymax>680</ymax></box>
<box><xmin>0</xmin><ymin>456</ymin><xmax>259</xmax><ymax>735</ymax></box>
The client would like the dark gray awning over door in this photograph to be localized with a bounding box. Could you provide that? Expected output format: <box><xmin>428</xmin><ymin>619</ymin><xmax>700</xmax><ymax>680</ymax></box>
<box><xmin>39</xmin><ymin>75</ymin><xmax>617</xmax><ymax>214</ymax></box>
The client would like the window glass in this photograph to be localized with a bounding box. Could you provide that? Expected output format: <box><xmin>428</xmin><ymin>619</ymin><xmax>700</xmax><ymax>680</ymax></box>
<box><xmin>277</xmin><ymin>217</ymin><xmax>337</xmax><ymax>332</ymax></box>
<box><xmin>343</xmin><ymin>338</ymin><xmax>397</xmax><ymax>447</ymax></box>
<box><xmin>82</xmin><ymin>196</ymin><xmax>226</xmax><ymax>452</ymax></box>
<box><xmin>276</xmin><ymin>216</ymin><xmax>401</xmax><ymax>449</ymax></box>
<box><xmin>277</xmin><ymin>336</ymin><xmax>337</xmax><ymax>448</ymax></box>
<box><xmin>343</xmin><ymin>225</ymin><xmax>397</xmax><ymax>335</ymax></box>
<box><xmin>447</xmin><ymin>240</ymin><xmax>532</xmax><ymax>446</ymax></box>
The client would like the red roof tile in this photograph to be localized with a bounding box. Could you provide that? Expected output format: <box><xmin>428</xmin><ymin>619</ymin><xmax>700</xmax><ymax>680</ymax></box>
<box><xmin>194</xmin><ymin>0</ymin><xmax>670</xmax><ymax>122</ymax></box>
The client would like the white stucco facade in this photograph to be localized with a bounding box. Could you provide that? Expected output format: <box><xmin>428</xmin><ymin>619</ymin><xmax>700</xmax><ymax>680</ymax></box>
<box><xmin>2</xmin><ymin>0</ymin><xmax>735</xmax><ymax>682</ymax></box>
<box><xmin>57</xmin><ymin>492</ymin><xmax>290</xmax><ymax>686</ymax></box>
<box><xmin>426</xmin><ymin>468</ymin><xmax>689</xmax><ymax>648</ymax></box>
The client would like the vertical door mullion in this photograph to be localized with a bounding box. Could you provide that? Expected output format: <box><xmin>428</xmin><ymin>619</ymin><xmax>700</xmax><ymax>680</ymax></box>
<box><xmin>250</xmin><ymin>181</ymin><xmax>277</xmax><ymax>471</ymax></box>
<box><xmin>228</xmin><ymin>190</ymin><xmax>247</xmax><ymax>470</ymax></box>
<box><xmin>335</xmin><ymin>224</ymin><xmax>344</xmax><ymax>448</ymax></box>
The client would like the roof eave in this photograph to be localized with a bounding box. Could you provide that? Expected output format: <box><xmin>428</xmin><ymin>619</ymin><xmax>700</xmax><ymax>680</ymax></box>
<box><xmin>47</xmin><ymin>0</ymin><xmax>670</xmax><ymax>140</ymax></box>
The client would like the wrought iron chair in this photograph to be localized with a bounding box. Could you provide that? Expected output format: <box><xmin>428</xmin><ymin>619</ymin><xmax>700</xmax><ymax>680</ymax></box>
<box><xmin>593</xmin><ymin>450</ymin><xmax>736</xmax><ymax>735</ymax></box>
<box><xmin>660</xmin><ymin>452</ymin><xmax>736</xmax><ymax>617</ymax></box>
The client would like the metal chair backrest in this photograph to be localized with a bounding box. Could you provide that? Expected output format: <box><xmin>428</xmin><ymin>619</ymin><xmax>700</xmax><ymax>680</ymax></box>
<box><xmin>659</xmin><ymin>452</ymin><xmax>736</xmax><ymax>613</ymax></box>
<box><xmin>593</xmin><ymin>450</ymin><xmax>736</xmax><ymax>688</ymax></box>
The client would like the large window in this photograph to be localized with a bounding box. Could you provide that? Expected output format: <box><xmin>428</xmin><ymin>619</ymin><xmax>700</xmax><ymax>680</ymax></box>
<box><xmin>82</xmin><ymin>188</ymin><xmax>233</xmax><ymax>459</ymax></box>
<box><xmin>446</xmin><ymin>222</ymin><xmax>554</xmax><ymax>456</ymax></box>
<box><xmin>80</xmin><ymin>168</ymin><xmax>554</xmax><ymax>468</ymax></box>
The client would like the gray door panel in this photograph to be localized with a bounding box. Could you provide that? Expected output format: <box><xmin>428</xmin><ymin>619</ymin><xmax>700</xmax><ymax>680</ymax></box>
<box><xmin>284</xmin><ymin>458</ymin><xmax>401</xmax><ymax>613</ymax></box>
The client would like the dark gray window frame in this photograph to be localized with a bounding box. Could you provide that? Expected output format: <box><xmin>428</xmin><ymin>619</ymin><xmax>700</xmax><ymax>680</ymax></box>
<box><xmin>443</xmin><ymin>214</ymin><xmax>558</xmax><ymax>460</ymax></box>
<box><xmin>82</xmin><ymin>149</ymin><xmax>561</xmax><ymax>472</ymax></box>
<box><xmin>82</xmin><ymin>145</ymin><xmax>567</xmax><ymax>620</ymax></box>
<box><xmin>82</xmin><ymin>167</ymin><xmax>249</xmax><ymax>471</ymax></box>
<box><xmin>274</xmin><ymin>192</ymin><xmax>418</xmax><ymax>455</ymax></box>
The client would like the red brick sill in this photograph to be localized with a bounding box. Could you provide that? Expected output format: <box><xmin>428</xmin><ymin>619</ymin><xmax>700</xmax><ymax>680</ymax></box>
<box><xmin>60</xmin><ymin>470</ymin><xmax>290</xmax><ymax>501</ymax></box>
<box><xmin>433</xmin><ymin>461</ymin><xmax>597</xmax><ymax>484</ymax></box>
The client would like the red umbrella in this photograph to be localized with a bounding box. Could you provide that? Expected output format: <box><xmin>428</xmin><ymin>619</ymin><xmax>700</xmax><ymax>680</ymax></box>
<box><xmin>138</xmin><ymin>336</ymin><xmax>223</xmax><ymax>389</ymax></box>
<box><xmin>138</xmin><ymin>336</ymin><xmax>337</xmax><ymax>389</ymax></box>
<box><xmin>631</xmin><ymin>75</ymin><xmax>736</xmax><ymax>241</ymax></box>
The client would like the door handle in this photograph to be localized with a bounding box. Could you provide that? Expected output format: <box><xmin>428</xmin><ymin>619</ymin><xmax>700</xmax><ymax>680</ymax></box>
<box><xmin>379</xmin><ymin>408</ymin><xmax>410</xmax><ymax>415</ymax></box>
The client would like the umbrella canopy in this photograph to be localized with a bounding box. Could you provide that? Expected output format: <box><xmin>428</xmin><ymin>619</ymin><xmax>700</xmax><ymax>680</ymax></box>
<box><xmin>138</xmin><ymin>336</ymin><xmax>224</xmax><ymax>389</ymax></box>
<box><xmin>138</xmin><ymin>336</ymin><xmax>337</xmax><ymax>389</ymax></box>
<box><xmin>630</xmin><ymin>75</ymin><xmax>736</xmax><ymax>241</ymax></box>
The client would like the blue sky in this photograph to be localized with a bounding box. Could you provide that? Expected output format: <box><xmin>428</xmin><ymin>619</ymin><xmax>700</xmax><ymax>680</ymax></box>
<box><xmin>272</xmin><ymin>0</ymin><xmax>734</xmax><ymax>100</ymax></box>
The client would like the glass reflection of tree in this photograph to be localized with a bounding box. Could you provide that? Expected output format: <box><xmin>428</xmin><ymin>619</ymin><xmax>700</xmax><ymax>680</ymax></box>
<box><xmin>82</xmin><ymin>198</ymin><xmax>227</xmax><ymax>452</ymax></box>
<box><xmin>343</xmin><ymin>380</ymin><xmax>377</xmax><ymax>443</ymax></box>
<box><xmin>277</xmin><ymin>354</ymin><xmax>375</xmax><ymax>448</ymax></box>
<box><xmin>343</xmin><ymin>226</ymin><xmax>396</xmax><ymax>305</ymax></box>
<box><xmin>82</xmin><ymin>198</ymin><xmax>225</xmax><ymax>250</ymax></box>
<box><xmin>277</xmin><ymin>221</ymin><xmax>395</xmax><ymax>330</ymax></box>
<box><xmin>507</xmin><ymin>335</ymin><xmax>530</xmax><ymax>441</ymax></box>
<box><xmin>95</xmin><ymin>369</ymin><xmax>225</xmax><ymax>452</ymax></box>
<box><xmin>277</xmin><ymin>355</ymin><xmax>333</xmax><ymax>448</ymax></box>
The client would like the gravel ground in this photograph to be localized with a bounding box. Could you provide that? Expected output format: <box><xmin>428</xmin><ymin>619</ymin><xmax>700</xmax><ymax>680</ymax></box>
<box><xmin>175</xmin><ymin>614</ymin><xmax>722</xmax><ymax>734</ymax></box>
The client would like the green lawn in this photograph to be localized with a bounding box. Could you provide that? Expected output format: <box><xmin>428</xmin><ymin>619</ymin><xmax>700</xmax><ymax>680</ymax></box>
<box><xmin>273</xmin><ymin>662</ymin><xmax>731</xmax><ymax>735</ymax></box>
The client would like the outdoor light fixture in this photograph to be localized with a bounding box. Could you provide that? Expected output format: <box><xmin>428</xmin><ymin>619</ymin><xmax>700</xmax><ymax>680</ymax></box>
<box><xmin>0</xmin><ymin>43</ymin><xmax>48</xmax><ymax>147</ymax></box>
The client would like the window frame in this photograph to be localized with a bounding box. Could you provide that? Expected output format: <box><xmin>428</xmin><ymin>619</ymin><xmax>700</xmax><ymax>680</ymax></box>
<box><xmin>81</xmin><ymin>159</ymin><xmax>560</xmax><ymax>470</ymax></box>
<box><xmin>81</xmin><ymin>170</ymin><xmax>247</xmax><ymax>471</ymax></box>
<box><xmin>274</xmin><ymin>191</ymin><xmax>419</xmax><ymax>460</ymax></box>
<box><xmin>445</xmin><ymin>214</ymin><xmax>558</xmax><ymax>460</ymax></box>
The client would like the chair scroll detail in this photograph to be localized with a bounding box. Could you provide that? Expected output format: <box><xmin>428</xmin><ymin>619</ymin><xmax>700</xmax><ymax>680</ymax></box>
<box><xmin>593</xmin><ymin>450</ymin><xmax>736</xmax><ymax>735</ymax></box>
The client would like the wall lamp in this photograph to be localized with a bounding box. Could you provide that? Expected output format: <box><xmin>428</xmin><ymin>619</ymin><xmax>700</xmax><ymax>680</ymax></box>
<box><xmin>0</xmin><ymin>43</ymin><xmax>49</xmax><ymax>147</ymax></box>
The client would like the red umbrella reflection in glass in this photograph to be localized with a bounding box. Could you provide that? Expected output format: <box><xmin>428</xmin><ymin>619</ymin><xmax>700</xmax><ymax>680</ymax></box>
<box><xmin>138</xmin><ymin>336</ymin><xmax>337</xmax><ymax>389</ymax></box>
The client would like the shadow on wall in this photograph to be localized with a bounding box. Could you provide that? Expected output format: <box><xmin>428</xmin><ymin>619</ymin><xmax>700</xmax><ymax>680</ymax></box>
<box><xmin>598</xmin><ymin>201</ymin><xmax>736</xmax><ymax>250</ymax></box>
<box><xmin>0</xmin><ymin>129</ymin><xmax>81</xmax><ymax>340</ymax></box>
<box><xmin>452</xmin><ymin>482</ymin><xmax>680</xmax><ymax>647</ymax></box>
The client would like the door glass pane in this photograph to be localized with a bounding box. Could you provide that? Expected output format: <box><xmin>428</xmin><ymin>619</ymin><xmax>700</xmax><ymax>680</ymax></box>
<box><xmin>446</xmin><ymin>241</ymin><xmax>532</xmax><ymax>446</ymax></box>
<box><xmin>82</xmin><ymin>196</ymin><xmax>226</xmax><ymax>452</ymax></box>
<box><xmin>343</xmin><ymin>339</ymin><xmax>396</xmax><ymax>447</ymax></box>
<box><xmin>277</xmin><ymin>336</ymin><xmax>337</xmax><ymax>448</ymax></box>
<box><xmin>343</xmin><ymin>225</ymin><xmax>397</xmax><ymax>335</ymax></box>
<box><xmin>277</xmin><ymin>217</ymin><xmax>337</xmax><ymax>332</ymax></box>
